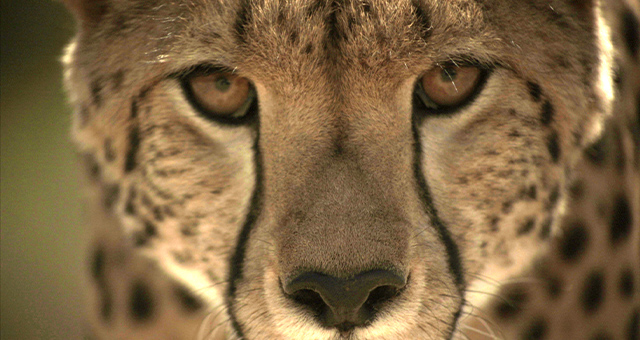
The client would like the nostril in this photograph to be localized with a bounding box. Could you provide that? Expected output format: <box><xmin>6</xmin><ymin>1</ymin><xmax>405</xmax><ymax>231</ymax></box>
<box><xmin>364</xmin><ymin>285</ymin><xmax>401</xmax><ymax>308</ymax></box>
<box><xmin>283</xmin><ymin>270</ymin><xmax>406</xmax><ymax>330</ymax></box>
<box><xmin>290</xmin><ymin>289</ymin><xmax>327</xmax><ymax>316</ymax></box>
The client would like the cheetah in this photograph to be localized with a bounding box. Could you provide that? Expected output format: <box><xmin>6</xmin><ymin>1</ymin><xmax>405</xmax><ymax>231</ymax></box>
<box><xmin>61</xmin><ymin>0</ymin><xmax>639</xmax><ymax>339</ymax></box>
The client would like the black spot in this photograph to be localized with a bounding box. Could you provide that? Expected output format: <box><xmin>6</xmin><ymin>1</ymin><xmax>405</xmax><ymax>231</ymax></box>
<box><xmin>125</xmin><ymin>186</ymin><xmax>137</xmax><ymax>215</ymax></box>
<box><xmin>558</xmin><ymin>221</ymin><xmax>589</xmax><ymax>262</ymax></box>
<box><xmin>494</xmin><ymin>285</ymin><xmax>528</xmax><ymax>319</ymax></box>
<box><xmin>276</xmin><ymin>6</ymin><xmax>286</xmax><ymax>24</ymax></box>
<box><xmin>288</xmin><ymin>30</ymin><xmax>299</xmax><ymax>44</ymax></box>
<box><xmin>619</xmin><ymin>267</ymin><xmax>635</xmax><ymax>299</ymax></box>
<box><xmin>152</xmin><ymin>206</ymin><xmax>164</xmax><ymax>222</ymax></box>
<box><xmin>130</xmin><ymin>98</ymin><xmax>139</xmax><ymax>119</ymax></box>
<box><xmin>526</xmin><ymin>185</ymin><xmax>538</xmax><ymax>200</ymax></box>
<box><xmin>163</xmin><ymin>205</ymin><xmax>175</xmax><ymax>217</ymax></box>
<box><xmin>303</xmin><ymin>43</ymin><xmax>314</xmax><ymax>54</ymax></box>
<box><xmin>174</xmin><ymin>285</ymin><xmax>203</xmax><ymax>312</ymax></box>
<box><xmin>132</xmin><ymin>219</ymin><xmax>157</xmax><ymax>247</ymax></box>
<box><xmin>91</xmin><ymin>78</ymin><xmax>104</xmax><ymax>107</ymax></box>
<box><xmin>83</xmin><ymin>154</ymin><xmax>101</xmax><ymax>180</ymax></box>
<box><xmin>547</xmin><ymin>132</ymin><xmax>560</xmax><ymax>162</ymax></box>
<box><xmin>568</xmin><ymin>180</ymin><xmax>585</xmax><ymax>200</ymax></box>
<box><xmin>180</xmin><ymin>223</ymin><xmax>198</xmax><ymax>236</ymax></box>
<box><xmin>234</xmin><ymin>0</ymin><xmax>251</xmax><ymax>43</ymax></box>
<box><xmin>91</xmin><ymin>246</ymin><xmax>105</xmax><ymax>282</ymax></box>
<box><xmin>572</xmin><ymin>125</ymin><xmax>584</xmax><ymax>146</ymax></box>
<box><xmin>143</xmin><ymin>220</ymin><xmax>157</xmax><ymax>238</ymax></box>
<box><xmin>521</xmin><ymin>318</ymin><xmax>547</xmax><ymax>340</ymax></box>
<box><xmin>141</xmin><ymin>192</ymin><xmax>153</xmax><ymax>208</ymax></box>
<box><xmin>519</xmin><ymin>185</ymin><xmax>537</xmax><ymax>200</ymax></box>
<box><xmin>584</xmin><ymin>137</ymin><xmax>606</xmax><ymax>165</ymax></box>
<box><xmin>104</xmin><ymin>138</ymin><xmax>116</xmax><ymax>162</ymax></box>
<box><xmin>489</xmin><ymin>216</ymin><xmax>500</xmax><ymax>232</ymax></box>
<box><xmin>100</xmin><ymin>289</ymin><xmax>113</xmax><ymax>322</ymax></box>
<box><xmin>546</xmin><ymin>276</ymin><xmax>562</xmax><ymax>299</ymax></box>
<box><xmin>581</xmin><ymin>270</ymin><xmax>604</xmax><ymax>314</ymax></box>
<box><xmin>111</xmin><ymin>70</ymin><xmax>125</xmax><ymax>90</ymax></box>
<box><xmin>103</xmin><ymin>184</ymin><xmax>120</xmax><ymax>209</ymax></box>
<box><xmin>130</xmin><ymin>281</ymin><xmax>154</xmax><ymax>322</ymax></box>
<box><xmin>502</xmin><ymin>200</ymin><xmax>514</xmax><ymax>214</ymax></box>
<box><xmin>541</xmin><ymin>100</ymin><xmax>554</xmax><ymax>126</ymax></box>
<box><xmin>539</xmin><ymin>218</ymin><xmax>552</xmax><ymax>239</ymax></box>
<box><xmin>124</xmin><ymin>126</ymin><xmax>140</xmax><ymax>173</ymax></box>
<box><xmin>627</xmin><ymin>309</ymin><xmax>639</xmax><ymax>340</ymax></box>
<box><xmin>411</xmin><ymin>0</ymin><xmax>432</xmax><ymax>37</ymax></box>
<box><xmin>622</xmin><ymin>8</ymin><xmax>639</xmax><ymax>58</ymax></box>
<box><xmin>518</xmin><ymin>218</ymin><xmax>536</xmax><ymax>236</ymax></box>
<box><xmin>325</xmin><ymin>1</ymin><xmax>344</xmax><ymax>49</ymax></box>
<box><xmin>546</xmin><ymin>185</ymin><xmax>560</xmax><ymax>211</ymax></box>
<box><xmin>134</xmin><ymin>233</ymin><xmax>149</xmax><ymax>247</ymax></box>
<box><xmin>591</xmin><ymin>332</ymin><xmax>613</xmax><ymax>340</ymax></box>
<box><xmin>527</xmin><ymin>81</ymin><xmax>542</xmax><ymax>102</ymax></box>
<box><xmin>361</xmin><ymin>1</ymin><xmax>371</xmax><ymax>14</ymax></box>
<box><xmin>610</xmin><ymin>194</ymin><xmax>632</xmax><ymax>245</ymax></box>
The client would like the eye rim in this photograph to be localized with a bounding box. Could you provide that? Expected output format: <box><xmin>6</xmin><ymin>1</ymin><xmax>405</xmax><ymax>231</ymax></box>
<box><xmin>180</xmin><ymin>65</ymin><xmax>258</xmax><ymax>126</ymax></box>
<box><xmin>413</xmin><ymin>61</ymin><xmax>491</xmax><ymax>117</ymax></box>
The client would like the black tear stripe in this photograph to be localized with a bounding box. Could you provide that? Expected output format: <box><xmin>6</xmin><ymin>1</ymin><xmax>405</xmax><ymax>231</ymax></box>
<box><xmin>124</xmin><ymin>87</ymin><xmax>152</xmax><ymax>174</ymax></box>
<box><xmin>124</xmin><ymin>125</ymin><xmax>141</xmax><ymax>173</ymax></box>
<box><xmin>226</xmin><ymin>125</ymin><xmax>263</xmax><ymax>339</ymax></box>
<box><xmin>411</xmin><ymin>116</ymin><xmax>465</xmax><ymax>339</ymax></box>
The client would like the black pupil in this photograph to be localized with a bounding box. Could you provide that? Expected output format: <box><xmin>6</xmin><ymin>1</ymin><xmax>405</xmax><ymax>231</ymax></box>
<box><xmin>215</xmin><ymin>77</ymin><xmax>232</xmax><ymax>91</ymax></box>
<box><xmin>441</xmin><ymin>68</ymin><xmax>458</xmax><ymax>82</ymax></box>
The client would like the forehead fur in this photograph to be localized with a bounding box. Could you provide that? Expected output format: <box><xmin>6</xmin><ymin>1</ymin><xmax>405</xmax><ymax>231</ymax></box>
<box><xmin>70</xmin><ymin>0</ymin><xmax>598</xmax><ymax>89</ymax></box>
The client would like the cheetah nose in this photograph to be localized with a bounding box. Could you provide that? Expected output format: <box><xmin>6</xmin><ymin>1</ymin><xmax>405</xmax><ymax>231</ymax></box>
<box><xmin>283</xmin><ymin>270</ymin><xmax>407</xmax><ymax>332</ymax></box>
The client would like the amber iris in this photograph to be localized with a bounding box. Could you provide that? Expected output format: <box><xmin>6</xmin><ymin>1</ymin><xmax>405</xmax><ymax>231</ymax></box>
<box><xmin>188</xmin><ymin>72</ymin><xmax>251</xmax><ymax>116</ymax></box>
<box><xmin>421</xmin><ymin>65</ymin><xmax>482</xmax><ymax>107</ymax></box>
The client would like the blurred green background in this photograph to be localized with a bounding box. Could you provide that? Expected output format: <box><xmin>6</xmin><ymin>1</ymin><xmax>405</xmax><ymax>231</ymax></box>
<box><xmin>1</xmin><ymin>1</ymin><xmax>84</xmax><ymax>339</ymax></box>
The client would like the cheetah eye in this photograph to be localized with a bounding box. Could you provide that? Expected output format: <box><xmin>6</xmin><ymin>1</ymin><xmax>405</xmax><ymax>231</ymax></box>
<box><xmin>182</xmin><ymin>67</ymin><xmax>257</xmax><ymax>123</ymax></box>
<box><xmin>414</xmin><ymin>63</ymin><xmax>487</xmax><ymax>114</ymax></box>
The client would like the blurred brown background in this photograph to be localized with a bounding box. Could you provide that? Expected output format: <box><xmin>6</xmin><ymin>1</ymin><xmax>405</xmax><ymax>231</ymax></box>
<box><xmin>1</xmin><ymin>1</ymin><xmax>85</xmax><ymax>339</ymax></box>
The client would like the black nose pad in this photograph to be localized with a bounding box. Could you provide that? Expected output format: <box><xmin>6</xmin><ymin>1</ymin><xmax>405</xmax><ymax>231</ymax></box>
<box><xmin>283</xmin><ymin>270</ymin><xmax>407</xmax><ymax>332</ymax></box>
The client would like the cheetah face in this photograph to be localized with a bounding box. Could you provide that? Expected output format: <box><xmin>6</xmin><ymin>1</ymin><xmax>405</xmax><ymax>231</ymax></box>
<box><xmin>63</xmin><ymin>0</ymin><xmax>612</xmax><ymax>338</ymax></box>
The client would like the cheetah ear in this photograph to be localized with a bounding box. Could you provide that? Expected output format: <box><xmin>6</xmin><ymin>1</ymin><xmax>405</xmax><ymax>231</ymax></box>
<box><xmin>61</xmin><ymin>0</ymin><xmax>110</xmax><ymax>24</ymax></box>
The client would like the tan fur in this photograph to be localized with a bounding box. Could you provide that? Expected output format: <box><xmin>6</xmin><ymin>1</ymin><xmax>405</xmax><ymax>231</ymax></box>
<box><xmin>62</xmin><ymin>0</ymin><xmax>639</xmax><ymax>339</ymax></box>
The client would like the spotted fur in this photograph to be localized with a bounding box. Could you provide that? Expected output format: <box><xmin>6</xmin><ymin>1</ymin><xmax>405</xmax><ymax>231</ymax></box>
<box><xmin>61</xmin><ymin>0</ymin><xmax>639</xmax><ymax>339</ymax></box>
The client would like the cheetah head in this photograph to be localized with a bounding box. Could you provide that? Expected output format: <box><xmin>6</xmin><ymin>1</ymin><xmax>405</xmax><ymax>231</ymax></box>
<box><xmin>62</xmin><ymin>0</ymin><xmax>614</xmax><ymax>338</ymax></box>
